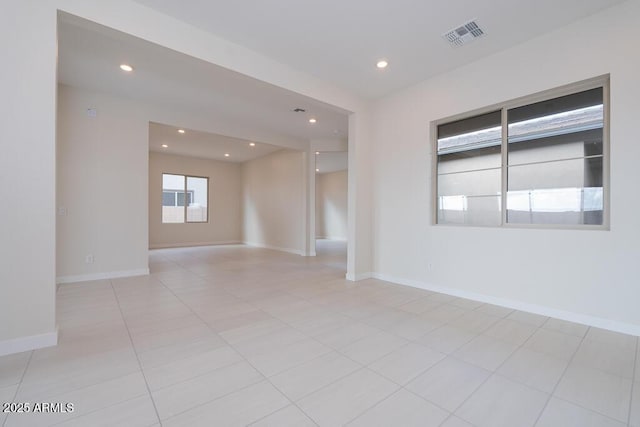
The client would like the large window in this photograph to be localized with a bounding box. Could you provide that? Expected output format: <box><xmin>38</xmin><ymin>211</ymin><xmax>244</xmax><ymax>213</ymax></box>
<box><xmin>162</xmin><ymin>173</ymin><xmax>208</xmax><ymax>223</ymax></box>
<box><xmin>435</xmin><ymin>77</ymin><xmax>608</xmax><ymax>228</ymax></box>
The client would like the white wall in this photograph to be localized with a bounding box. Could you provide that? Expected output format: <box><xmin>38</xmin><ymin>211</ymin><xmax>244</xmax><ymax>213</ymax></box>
<box><xmin>0</xmin><ymin>2</ymin><xmax>57</xmax><ymax>354</ymax></box>
<box><xmin>315</xmin><ymin>176</ymin><xmax>325</xmax><ymax>239</ymax></box>
<box><xmin>242</xmin><ymin>150</ymin><xmax>305</xmax><ymax>255</ymax></box>
<box><xmin>348</xmin><ymin>111</ymin><xmax>374</xmax><ymax>280</ymax></box>
<box><xmin>149</xmin><ymin>151</ymin><xmax>242</xmax><ymax>248</ymax></box>
<box><xmin>371</xmin><ymin>0</ymin><xmax>640</xmax><ymax>333</ymax></box>
<box><xmin>57</xmin><ymin>84</ymin><xmax>149</xmax><ymax>282</ymax></box>
<box><xmin>316</xmin><ymin>171</ymin><xmax>348</xmax><ymax>240</ymax></box>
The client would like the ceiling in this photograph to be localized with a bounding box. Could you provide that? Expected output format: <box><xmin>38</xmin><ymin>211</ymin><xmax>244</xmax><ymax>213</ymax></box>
<box><xmin>315</xmin><ymin>151</ymin><xmax>348</xmax><ymax>174</ymax></box>
<box><xmin>57</xmin><ymin>14</ymin><xmax>350</xmax><ymax>145</ymax></box>
<box><xmin>149</xmin><ymin>122</ymin><xmax>283</xmax><ymax>162</ymax></box>
<box><xmin>58</xmin><ymin>1</ymin><xmax>624</xmax><ymax>158</ymax></box>
<box><xmin>132</xmin><ymin>0</ymin><xmax>625</xmax><ymax>99</ymax></box>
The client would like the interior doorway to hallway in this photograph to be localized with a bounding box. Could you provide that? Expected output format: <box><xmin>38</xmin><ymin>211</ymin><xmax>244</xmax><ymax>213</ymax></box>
<box><xmin>314</xmin><ymin>151</ymin><xmax>348</xmax><ymax>272</ymax></box>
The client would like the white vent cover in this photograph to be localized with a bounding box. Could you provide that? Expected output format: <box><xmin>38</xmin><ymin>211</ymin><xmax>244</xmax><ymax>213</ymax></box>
<box><xmin>443</xmin><ymin>20</ymin><xmax>485</xmax><ymax>47</ymax></box>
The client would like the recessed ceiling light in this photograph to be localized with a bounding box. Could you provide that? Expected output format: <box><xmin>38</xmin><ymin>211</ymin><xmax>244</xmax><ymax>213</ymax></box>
<box><xmin>315</xmin><ymin>151</ymin><xmax>320</xmax><ymax>155</ymax></box>
<box><xmin>177</xmin><ymin>129</ymin><xmax>185</xmax><ymax>134</ymax></box>
<box><xmin>249</xmin><ymin>142</ymin><xmax>256</xmax><ymax>147</ymax></box>
<box><xmin>309</xmin><ymin>118</ymin><xmax>317</xmax><ymax>124</ymax></box>
<box><xmin>316</xmin><ymin>168</ymin><xmax>320</xmax><ymax>172</ymax></box>
<box><xmin>224</xmin><ymin>153</ymin><xmax>230</xmax><ymax>157</ymax></box>
<box><xmin>376</xmin><ymin>59</ymin><xmax>388</xmax><ymax>69</ymax></box>
<box><xmin>120</xmin><ymin>64</ymin><xmax>134</xmax><ymax>72</ymax></box>
<box><xmin>161</xmin><ymin>144</ymin><xmax>168</xmax><ymax>148</ymax></box>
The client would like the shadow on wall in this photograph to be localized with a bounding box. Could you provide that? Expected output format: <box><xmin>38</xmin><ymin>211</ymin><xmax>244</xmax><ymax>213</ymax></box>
<box><xmin>242</xmin><ymin>149</ymin><xmax>305</xmax><ymax>254</ymax></box>
<box><xmin>316</xmin><ymin>170</ymin><xmax>348</xmax><ymax>241</ymax></box>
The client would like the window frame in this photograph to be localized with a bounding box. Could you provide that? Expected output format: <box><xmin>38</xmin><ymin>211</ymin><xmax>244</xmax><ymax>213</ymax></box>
<box><xmin>161</xmin><ymin>172</ymin><xmax>210</xmax><ymax>224</ymax></box>
<box><xmin>431</xmin><ymin>75</ymin><xmax>610</xmax><ymax>230</ymax></box>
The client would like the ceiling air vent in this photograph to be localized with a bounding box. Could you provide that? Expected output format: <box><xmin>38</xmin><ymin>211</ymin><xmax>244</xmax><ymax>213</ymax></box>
<box><xmin>443</xmin><ymin>20</ymin><xmax>485</xmax><ymax>47</ymax></box>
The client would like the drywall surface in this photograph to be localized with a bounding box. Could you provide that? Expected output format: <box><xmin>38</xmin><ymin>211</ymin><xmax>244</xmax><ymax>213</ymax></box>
<box><xmin>371</xmin><ymin>0</ymin><xmax>640</xmax><ymax>332</ymax></box>
<box><xmin>242</xmin><ymin>149</ymin><xmax>305</xmax><ymax>254</ymax></box>
<box><xmin>0</xmin><ymin>2</ymin><xmax>57</xmax><ymax>351</ymax></box>
<box><xmin>57</xmin><ymin>84</ymin><xmax>149</xmax><ymax>281</ymax></box>
<box><xmin>316</xmin><ymin>171</ymin><xmax>348</xmax><ymax>240</ymax></box>
<box><xmin>149</xmin><ymin>151</ymin><xmax>242</xmax><ymax>248</ymax></box>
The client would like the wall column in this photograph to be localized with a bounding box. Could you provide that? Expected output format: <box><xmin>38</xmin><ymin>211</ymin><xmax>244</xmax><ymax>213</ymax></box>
<box><xmin>347</xmin><ymin>110</ymin><xmax>373</xmax><ymax>280</ymax></box>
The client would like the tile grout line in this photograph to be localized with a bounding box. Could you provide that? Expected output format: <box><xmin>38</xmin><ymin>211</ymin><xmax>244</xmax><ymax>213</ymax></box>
<box><xmin>530</xmin><ymin>325</ymin><xmax>588</xmax><ymax>426</ymax></box>
<box><xmin>105</xmin><ymin>247</ymin><xmax>629</xmax><ymax>426</ymax></box>
<box><xmin>540</xmin><ymin>332</ymin><xmax>640</xmax><ymax>424</ymax></box>
<box><xmin>413</xmin><ymin>312</ymin><xmax>517</xmax><ymax>426</ymax></box>
<box><xmin>157</xmin><ymin>376</ymin><xmax>267</xmax><ymax>424</ymax></box>
<box><xmin>152</xmin><ymin>275</ymin><xmax>304</xmax><ymax>425</ymax></box>
<box><xmin>3</xmin><ymin>326</ymin><xmax>150</xmax><ymax>424</ymax></box>
<box><xmin>260</xmin><ymin>328</ymin><xmax>439</xmax><ymax>424</ymax></box>
<box><xmin>245</xmin><ymin>389</ymin><xmax>320</xmax><ymax>427</ymax></box>
<box><xmin>147</xmin><ymin>359</ymin><xmax>252</xmax><ymax>395</ymax></box>
<box><xmin>338</xmin><ymin>329</ymin><xmax>514</xmax><ymax>426</ymax></box>
<box><xmin>153</xmin><ymin>268</ymin><xmax>404</xmax><ymax>425</ymax></box>
<box><xmin>108</xmin><ymin>279</ymin><xmax>164</xmax><ymax>426</ymax></box>
<box><xmin>435</xmin><ymin>317</ymin><xmax>557</xmax><ymax>426</ymax></box>
<box><xmin>340</xmin><ymin>387</ymin><xmax>410</xmax><ymax>426</ymax></box>
<box><xmin>156</xmin><ymin>267</ymin><xmax>437</xmax><ymax>425</ymax></box>
<box><xmin>243</xmin><ymin>296</ymin><xmax>426</xmax><ymax>421</ymax></box>
<box><xmin>228</xmin><ymin>291</ymin><xmax>384</xmax><ymax>425</ymax></box>
<box><xmin>2</xmin><ymin>350</ymin><xmax>34</xmax><ymax>427</ymax></box>
<box><xmin>532</xmin><ymin>331</ymin><xmax>639</xmax><ymax>381</ymax></box>
<box><xmin>46</xmin><ymin>393</ymin><xmax>152</xmax><ymax>427</ymax></box>
<box><xmin>547</xmin><ymin>394</ymin><xmax>630</xmax><ymax>426</ymax></box>
<box><xmin>239</xmin><ymin>306</ymin><xmax>623</xmax><ymax>426</ymax></box>
<box><xmin>232</xmin><ymin>281</ymin><xmax>534</xmax><ymax>425</ymax></box>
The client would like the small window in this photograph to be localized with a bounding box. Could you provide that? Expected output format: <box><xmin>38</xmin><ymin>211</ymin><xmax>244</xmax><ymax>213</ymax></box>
<box><xmin>506</xmin><ymin>88</ymin><xmax>604</xmax><ymax>225</ymax></box>
<box><xmin>436</xmin><ymin>111</ymin><xmax>502</xmax><ymax>226</ymax></box>
<box><xmin>434</xmin><ymin>77</ymin><xmax>608</xmax><ymax>228</ymax></box>
<box><xmin>162</xmin><ymin>173</ymin><xmax>208</xmax><ymax>223</ymax></box>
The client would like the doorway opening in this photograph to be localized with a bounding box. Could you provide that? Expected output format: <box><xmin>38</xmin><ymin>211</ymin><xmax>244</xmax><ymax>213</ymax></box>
<box><xmin>314</xmin><ymin>151</ymin><xmax>348</xmax><ymax>270</ymax></box>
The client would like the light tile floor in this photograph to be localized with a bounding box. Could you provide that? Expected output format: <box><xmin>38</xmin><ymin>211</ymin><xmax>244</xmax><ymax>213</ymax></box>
<box><xmin>1</xmin><ymin>240</ymin><xmax>638</xmax><ymax>426</ymax></box>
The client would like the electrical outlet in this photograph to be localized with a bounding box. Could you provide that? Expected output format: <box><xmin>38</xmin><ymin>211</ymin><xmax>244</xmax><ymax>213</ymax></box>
<box><xmin>57</xmin><ymin>207</ymin><xmax>67</xmax><ymax>216</ymax></box>
<box><xmin>85</xmin><ymin>254</ymin><xmax>94</xmax><ymax>264</ymax></box>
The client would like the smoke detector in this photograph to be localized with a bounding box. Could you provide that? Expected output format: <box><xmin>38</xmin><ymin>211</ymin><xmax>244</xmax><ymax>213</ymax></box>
<box><xmin>443</xmin><ymin>20</ymin><xmax>485</xmax><ymax>47</ymax></box>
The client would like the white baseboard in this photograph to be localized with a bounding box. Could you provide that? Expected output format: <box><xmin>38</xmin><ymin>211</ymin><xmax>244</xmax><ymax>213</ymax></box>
<box><xmin>372</xmin><ymin>272</ymin><xmax>640</xmax><ymax>337</ymax></box>
<box><xmin>316</xmin><ymin>236</ymin><xmax>348</xmax><ymax>241</ymax></box>
<box><xmin>346</xmin><ymin>272</ymin><xmax>373</xmax><ymax>281</ymax></box>
<box><xmin>243</xmin><ymin>241</ymin><xmax>304</xmax><ymax>256</ymax></box>
<box><xmin>0</xmin><ymin>329</ymin><xmax>58</xmax><ymax>357</ymax></box>
<box><xmin>149</xmin><ymin>240</ymin><xmax>241</xmax><ymax>249</ymax></box>
<box><xmin>56</xmin><ymin>268</ymin><xmax>150</xmax><ymax>285</ymax></box>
